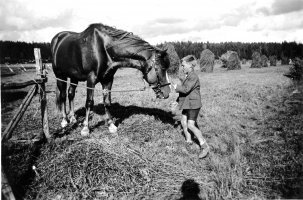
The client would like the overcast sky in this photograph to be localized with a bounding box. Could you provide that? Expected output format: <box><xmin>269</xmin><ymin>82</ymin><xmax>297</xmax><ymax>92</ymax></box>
<box><xmin>0</xmin><ymin>0</ymin><xmax>302</xmax><ymax>44</ymax></box>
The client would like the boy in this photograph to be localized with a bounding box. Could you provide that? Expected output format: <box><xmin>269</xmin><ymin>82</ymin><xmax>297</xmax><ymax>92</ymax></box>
<box><xmin>172</xmin><ymin>55</ymin><xmax>210</xmax><ymax>159</ymax></box>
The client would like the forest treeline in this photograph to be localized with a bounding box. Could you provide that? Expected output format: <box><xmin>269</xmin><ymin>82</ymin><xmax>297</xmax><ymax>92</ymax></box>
<box><xmin>165</xmin><ymin>41</ymin><xmax>303</xmax><ymax>60</ymax></box>
<box><xmin>0</xmin><ymin>41</ymin><xmax>51</xmax><ymax>63</ymax></box>
<box><xmin>0</xmin><ymin>40</ymin><xmax>302</xmax><ymax>63</ymax></box>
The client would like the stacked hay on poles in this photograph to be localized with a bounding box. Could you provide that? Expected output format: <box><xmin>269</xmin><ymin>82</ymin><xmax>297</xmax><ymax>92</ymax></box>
<box><xmin>220</xmin><ymin>52</ymin><xmax>229</xmax><ymax>68</ymax></box>
<box><xmin>281</xmin><ymin>55</ymin><xmax>289</xmax><ymax>65</ymax></box>
<box><xmin>269</xmin><ymin>55</ymin><xmax>277</xmax><ymax>66</ymax></box>
<box><xmin>241</xmin><ymin>59</ymin><xmax>247</xmax><ymax>65</ymax></box>
<box><xmin>261</xmin><ymin>55</ymin><xmax>268</xmax><ymax>67</ymax></box>
<box><xmin>199</xmin><ymin>47</ymin><xmax>215</xmax><ymax>73</ymax></box>
<box><xmin>161</xmin><ymin>43</ymin><xmax>180</xmax><ymax>77</ymax></box>
<box><xmin>251</xmin><ymin>51</ymin><xmax>262</xmax><ymax>68</ymax></box>
<box><xmin>220</xmin><ymin>51</ymin><xmax>241</xmax><ymax>70</ymax></box>
<box><xmin>284</xmin><ymin>58</ymin><xmax>303</xmax><ymax>93</ymax></box>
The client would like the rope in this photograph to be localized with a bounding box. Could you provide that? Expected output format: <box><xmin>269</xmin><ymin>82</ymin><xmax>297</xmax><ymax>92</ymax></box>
<box><xmin>4</xmin><ymin>64</ymin><xmax>148</xmax><ymax>94</ymax></box>
<box><xmin>51</xmin><ymin>74</ymin><xmax>148</xmax><ymax>93</ymax></box>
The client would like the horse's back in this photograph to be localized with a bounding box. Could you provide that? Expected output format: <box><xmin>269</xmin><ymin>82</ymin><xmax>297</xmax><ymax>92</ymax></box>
<box><xmin>51</xmin><ymin>26</ymin><xmax>111</xmax><ymax>81</ymax></box>
<box><xmin>51</xmin><ymin>31</ymin><xmax>86</xmax><ymax>78</ymax></box>
<box><xmin>51</xmin><ymin>31</ymin><xmax>77</xmax><ymax>56</ymax></box>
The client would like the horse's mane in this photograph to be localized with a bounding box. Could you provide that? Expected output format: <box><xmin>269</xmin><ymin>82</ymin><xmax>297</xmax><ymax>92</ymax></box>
<box><xmin>82</xmin><ymin>23</ymin><xmax>156</xmax><ymax>52</ymax></box>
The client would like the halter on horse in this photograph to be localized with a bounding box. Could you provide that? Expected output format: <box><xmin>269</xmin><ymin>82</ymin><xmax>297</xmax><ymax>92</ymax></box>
<box><xmin>51</xmin><ymin>23</ymin><xmax>171</xmax><ymax>136</ymax></box>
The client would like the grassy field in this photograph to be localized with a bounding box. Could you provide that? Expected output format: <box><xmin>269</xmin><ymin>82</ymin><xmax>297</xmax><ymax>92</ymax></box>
<box><xmin>1</xmin><ymin>63</ymin><xmax>303</xmax><ymax>199</ymax></box>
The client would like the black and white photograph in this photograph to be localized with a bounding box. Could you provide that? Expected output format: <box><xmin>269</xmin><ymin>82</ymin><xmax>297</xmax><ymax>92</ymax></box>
<box><xmin>1</xmin><ymin>0</ymin><xmax>303</xmax><ymax>199</ymax></box>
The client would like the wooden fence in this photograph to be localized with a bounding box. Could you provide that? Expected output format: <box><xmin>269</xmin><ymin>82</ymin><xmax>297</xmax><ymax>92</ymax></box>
<box><xmin>1</xmin><ymin>48</ymin><xmax>50</xmax><ymax>200</ymax></box>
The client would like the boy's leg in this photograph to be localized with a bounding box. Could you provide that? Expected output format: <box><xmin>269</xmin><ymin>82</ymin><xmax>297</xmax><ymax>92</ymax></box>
<box><xmin>187</xmin><ymin>120</ymin><xmax>206</xmax><ymax>146</ymax></box>
<box><xmin>188</xmin><ymin>120</ymin><xmax>209</xmax><ymax>158</ymax></box>
<box><xmin>180</xmin><ymin>111</ymin><xmax>193</xmax><ymax>143</ymax></box>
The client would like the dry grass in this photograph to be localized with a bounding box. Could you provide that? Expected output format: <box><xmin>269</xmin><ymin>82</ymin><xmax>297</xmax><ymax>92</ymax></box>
<box><xmin>1</xmin><ymin>62</ymin><xmax>302</xmax><ymax>199</ymax></box>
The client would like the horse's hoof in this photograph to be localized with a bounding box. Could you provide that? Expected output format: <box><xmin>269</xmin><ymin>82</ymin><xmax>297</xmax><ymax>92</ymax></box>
<box><xmin>61</xmin><ymin>119</ymin><xmax>68</xmax><ymax>128</ymax></box>
<box><xmin>81</xmin><ymin>127</ymin><xmax>90</xmax><ymax>137</ymax></box>
<box><xmin>69</xmin><ymin>116</ymin><xmax>77</xmax><ymax>124</ymax></box>
<box><xmin>109</xmin><ymin>124</ymin><xmax>117</xmax><ymax>134</ymax></box>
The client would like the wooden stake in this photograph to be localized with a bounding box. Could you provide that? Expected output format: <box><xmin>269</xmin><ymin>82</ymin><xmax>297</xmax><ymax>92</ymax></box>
<box><xmin>34</xmin><ymin>48</ymin><xmax>42</xmax><ymax>76</ymax></box>
<box><xmin>34</xmin><ymin>49</ymin><xmax>50</xmax><ymax>141</ymax></box>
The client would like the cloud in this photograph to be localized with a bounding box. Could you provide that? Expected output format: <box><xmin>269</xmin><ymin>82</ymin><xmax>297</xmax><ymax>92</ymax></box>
<box><xmin>248</xmin><ymin>11</ymin><xmax>303</xmax><ymax>32</ymax></box>
<box><xmin>258</xmin><ymin>0</ymin><xmax>303</xmax><ymax>15</ymax></box>
<box><xmin>0</xmin><ymin>0</ymin><xmax>74</xmax><ymax>32</ymax></box>
<box><xmin>152</xmin><ymin>18</ymin><xmax>185</xmax><ymax>24</ymax></box>
<box><xmin>272</xmin><ymin>0</ymin><xmax>303</xmax><ymax>15</ymax></box>
<box><xmin>135</xmin><ymin>18</ymin><xmax>222</xmax><ymax>39</ymax></box>
<box><xmin>221</xmin><ymin>4</ymin><xmax>255</xmax><ymax>27</ymax></box>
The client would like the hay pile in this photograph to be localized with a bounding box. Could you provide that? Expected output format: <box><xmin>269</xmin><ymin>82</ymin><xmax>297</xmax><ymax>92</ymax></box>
<box><xmin>261</xmin><ymin>55</ymin><xmax>268</xmax><ymax>67</ymax></box>
<box><xmin>250</xmin><ymin>52</ymin><xmax>262</xmax><ymax>68</ymax></box>
<box><xmin>269</xmin><ymin>56</ymin><xmax>277</xmax><ymax>66</ymax></box>
<box><xmin>26</xmin><ymin>140</ymin><xmax>150</xmax><ymax>199</ymax></box>
<box><xmin>284</xmin><ymin>58</ymin><xmax>303</xmax><ymax>82</ymax></box>
<box><xmin>2</xmin><ymin>142</ymin><xmax>41</xmax><ymax>199</ymax></box>
<box><xmin>23</xmin><ymin>137</ymin><xmax>212</xmax><ymax>199</ymax></box>
<box><xmin>281</xmin><ymin>56</ymin><xmax>289</xmax><ymax>65</ymax></box>
<box><xmin>199</xmin><ymin>49</ymin><xmax>215</xmax><ymax>72</ymax></box>
<box><xmin>161</xmin><ymin>43</ymin><xmax>181</xmax><ymax>77</ymax></box>
<box><xmin>220</xmin><ymin>51</ymin><xmax>241</xmax><ymax>70</ymax></box>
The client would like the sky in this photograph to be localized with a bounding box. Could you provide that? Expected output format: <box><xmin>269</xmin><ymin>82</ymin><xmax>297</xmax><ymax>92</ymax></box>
<box><xmin>0</xmin><ymin>0</ymin><xmax>302</xmax><ymax>45</ymax></box>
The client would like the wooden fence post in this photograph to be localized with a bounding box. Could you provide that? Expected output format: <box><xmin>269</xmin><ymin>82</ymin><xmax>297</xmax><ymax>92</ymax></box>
<box><xmin>34</xmin><ymin>48</ymin><xmax>51</xmax><ymax>141</ymax></box>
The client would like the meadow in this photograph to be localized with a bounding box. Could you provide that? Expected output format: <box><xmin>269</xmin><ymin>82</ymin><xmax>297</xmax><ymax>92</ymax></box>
<box><xmin>1</xmin><ymin>62</ymin><xmax>302</xmax><ymax>199</ymax></box>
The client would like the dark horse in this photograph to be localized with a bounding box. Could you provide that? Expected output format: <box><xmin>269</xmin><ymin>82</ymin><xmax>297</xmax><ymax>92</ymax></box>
<box><xmin>51</xmin><ymin>23</ymin><xmax>171</xmax><ymax>136</ymax></box>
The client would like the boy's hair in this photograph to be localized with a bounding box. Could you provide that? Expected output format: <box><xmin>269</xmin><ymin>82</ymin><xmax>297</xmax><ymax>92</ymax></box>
<box><xmin>181</xmin><ymin>55</ymin><xmax>197</xmax><ymax>67</ymax></box>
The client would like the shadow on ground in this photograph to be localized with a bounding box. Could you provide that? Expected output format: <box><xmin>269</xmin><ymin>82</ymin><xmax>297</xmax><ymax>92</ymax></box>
<box><xmin>52</xmin><ymin>102</ymin><xmax>176</xmax><ymax>138</ymax></box>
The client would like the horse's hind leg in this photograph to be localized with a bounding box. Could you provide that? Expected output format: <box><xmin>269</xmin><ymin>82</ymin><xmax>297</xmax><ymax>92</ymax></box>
<box><xmin>56</xmin><ymin>78</ymin><xmax>68</xmax><ymax>128</ymax></box>
<box><xmin>68</xmin><ymin>79</ymin><xmax>78</xmax><ymax>124</ymax></box>
<box><xmin>101</xmin><ymin>80</ymin><xmax>117</xmax><ymax>134</ymax></box>
<box><xmin>81</xmin><ymin>74</ymin><xmax>96</xmax><ymax>136</ymax></box>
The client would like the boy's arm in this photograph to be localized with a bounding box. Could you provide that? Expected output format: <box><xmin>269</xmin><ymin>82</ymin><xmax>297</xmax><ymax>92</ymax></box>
<box><xmin>175</xmin><ymin>75</ymin><xmax>197</xmax><ymax>94</ymax></box>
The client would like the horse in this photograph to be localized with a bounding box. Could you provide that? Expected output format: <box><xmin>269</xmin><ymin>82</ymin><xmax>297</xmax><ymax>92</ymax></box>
<box><xmin>51</xmin><ymin>23</ymin><xmax>171</xmax><ymax>136</ymax></box>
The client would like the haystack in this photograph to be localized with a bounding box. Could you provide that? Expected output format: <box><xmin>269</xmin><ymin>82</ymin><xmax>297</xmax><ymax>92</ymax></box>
<box><xmin>161</xmin><ymin>43</ymin><xmax>180</xmax><ymax>76</ymax></box>
<box><xmin>281</xmin><ymin>56</ymin><xmax>289</xmax><ymax>65</ymax></box>
<box><xmin>251</xmin><ymin>52</ymin><xmax>262</xmax><ymax>68</ymax></box>
<box><xmin>199</xmin><ymin>49</ymin><xmax>215</xmax><ymax>72</ymax></box>
<box><xmin>220</xmin><ymin>51</ymin><xmax>241</xmax><ymax>70</ymax></box>
<box><xmin>241</xmin><ymin>59</ymin><xmax>247</xmax><ymax>65</ymax></box>
<box><xmin>284</xmin><ymin>58</ymin><xmax>303</xmax><ymax>82</ymax></box>
<box><xmin>269</xmin><ymin>56</ymin><xmax>277</xmax><ymax>66</ymax></box>
<box><xmin>284</xmin><ymin>58</ymin><xmax>303</xmax><ymax>93</ymax></box>
<box><xmin>261</xmin><ymin>55</ymin><xmax>268</xmax><ymax>67</ymax></box>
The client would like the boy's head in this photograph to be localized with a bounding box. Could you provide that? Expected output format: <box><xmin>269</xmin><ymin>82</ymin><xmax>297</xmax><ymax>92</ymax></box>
<box><xmin>181</xmin><ymin>55</ymin><xmax>196</xmax><ymax>74</ymax></box>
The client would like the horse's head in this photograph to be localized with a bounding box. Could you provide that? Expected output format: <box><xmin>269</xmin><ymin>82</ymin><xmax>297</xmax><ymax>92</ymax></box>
<box><xmin>143</xmin><ymin>49</ymin><xmax>171</xmax><ymax>99</ymax></box>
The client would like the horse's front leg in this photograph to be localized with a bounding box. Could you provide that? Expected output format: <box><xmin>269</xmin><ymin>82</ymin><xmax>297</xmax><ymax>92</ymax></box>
<box><xmin>81</xmin><ymin>75</ymin><xmax>96</xmax><ymax>136</ymax></box>
<box><xmin>102</xmin><ymin>81</ymin><xmax>117</xmax><ymax>134</ymax></box>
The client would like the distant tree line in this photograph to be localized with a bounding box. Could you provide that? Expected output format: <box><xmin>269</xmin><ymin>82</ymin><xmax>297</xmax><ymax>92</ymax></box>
<box><xmin>0</xmin><ymin>41</ymin><xmax>51</xmax><ymax>63</ymax></box>
<box><xmin>159</xmin><ymin>41</ymin><xmax>303</xmax><ymax>60</ymax></box>
<box><xmin>0</xmin><ymin>40</ymin><xmax>302</xmax><ymax>64</ymax></box>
